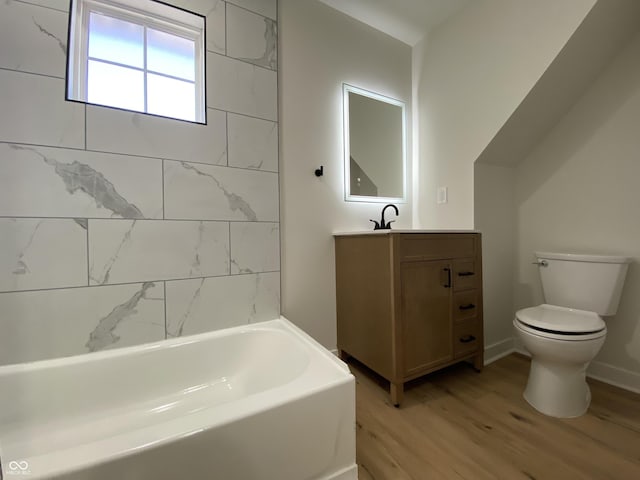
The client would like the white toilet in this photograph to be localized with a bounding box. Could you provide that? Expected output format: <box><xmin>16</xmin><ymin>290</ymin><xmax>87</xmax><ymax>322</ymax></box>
<box><xmin>514</xmin><ymin>251</ymin><xmax>631</xmax><ymax>418</ymax></box>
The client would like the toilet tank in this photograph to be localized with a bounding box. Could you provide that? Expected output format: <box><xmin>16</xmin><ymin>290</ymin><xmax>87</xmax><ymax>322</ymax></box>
<box><xmin>535</xmin><ymin>252</ymin><xmax>631</xmax><ymax>316</ymax></box>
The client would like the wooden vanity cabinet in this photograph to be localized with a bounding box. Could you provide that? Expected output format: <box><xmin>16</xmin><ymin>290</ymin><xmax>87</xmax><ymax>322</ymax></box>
<box><xmin>335</xmin><ymin>232</ymin><xmax>483</xmax><ymax>406</ymax></box>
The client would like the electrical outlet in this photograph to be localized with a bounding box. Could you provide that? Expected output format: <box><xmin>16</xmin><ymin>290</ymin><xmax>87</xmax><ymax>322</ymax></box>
<box><xmin>437</xmin><ymin>187</ymin><xmax>448</xmax><ymax>204</ymax></box>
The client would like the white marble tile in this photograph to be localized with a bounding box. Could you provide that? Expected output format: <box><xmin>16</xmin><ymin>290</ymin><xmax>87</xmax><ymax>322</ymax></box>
<box><xmin>0</xmin><ymin>282</ymin><xmax>165</xmax><ymax>365</ymax></box>
<box><xmin>227</xmin><ymin>113</ymin><xmax>278</xmax><ymax>172</ymax></box>
<box><xmin>0</xmin><ymin>143</ymin><xmax>163</xmax><ymax>219</ymax></box>
<box><xmin>227</xmin><ymin>3</ymin><xmax>276</xmax><ymax>70</ymax></box>
<box><xmin>230</xmin><ymin>222</ymin><xmax>279</xmax><ymax>274</ymax></box>
<box><xmin>0</xmin><ymin>218</ymin><xmax>87</xmax><ymax>293</ymax></box>
<box><xmin>227</xmin><ymin>0</ymin><xmax>276</xmax><ymax>20</ymax></box>
<box><xmin>0</xmin><ymin>70</ymin><xmax>85</xmax><ymax>148</ymax></box>
<box><xmin>165</xmin><ymin>272</ymin><xmax>280</xmax><ymax>337</ymax></box>
<box><xmin>16</xmin><ymin>0</ymin><xmax>70</xmax><ymax>12</ymax></box>
<box><xmin>170</xmin><ymin>0</ymin><xmax>226</xmax><ymax>54</ymax></box>
<box><xmin>88</xmin><ymin>220</ymin><xmax>229</xmax><ymax>285</ymax></box>
<box><xmin>204</xmin><ymin>0</ymin><xmax>226</xmax><ymax>54</ymax></box>
<box><xmin>0</xmin><ymin>1</ymin><xmax>68</xmax><ymax>78</ymax></box>
<box><xmin>86</xmin><ymin>106</ymin><xmax>227</xmax><ymax>165</ymax></box>
<box><xmin>206</xmin><ymin>52</ymin><xmax>277</xmax><ymax>121</ymax></box>
<box><xmin>164</xmin><ymin>160</ymin><xmax>279</xmax><ymax>221</ymax></box>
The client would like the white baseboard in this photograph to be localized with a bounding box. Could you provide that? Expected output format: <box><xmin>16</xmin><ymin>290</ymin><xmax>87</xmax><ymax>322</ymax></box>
<box><xmin>336</xmin><ymin>339</ymin><xmax>640</xmax><ymax>394</ymax></box>
<box><xmin>483</xmin><ymin>338</ymin><xmax>515</xmax><ymax>365</ymax></box>
<box><xmin>325</xmin><ymin>464</ymin><xmax>358</xmax><ymax>480</ymax></box>
<box><xmin>587</xmin><ymin>360</ymin><xmax>640</xmax><ymax>394</ymax></box>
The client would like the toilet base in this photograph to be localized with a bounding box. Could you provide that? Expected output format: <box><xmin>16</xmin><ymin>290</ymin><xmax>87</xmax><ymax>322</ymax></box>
<box><xmin>523</xmin><ymin>358</ymin><xmax>592</xmax><ymax>418</ymax></box>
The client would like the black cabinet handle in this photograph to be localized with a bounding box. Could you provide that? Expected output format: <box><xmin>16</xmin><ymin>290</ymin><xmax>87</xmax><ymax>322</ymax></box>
<box><xmin>460</xmin><ymin>335</ymin><xmax>476</xmax><ymax>343</ymax></box>
<box><xmin>459</xmin><ymin>304</ymin><xmax>476</xmax><ymax>310</ymax></box>
<box><xmin>443</xmin><ymin>268</ymin><xmax>451</xmax><ymax>288</ymax></box>
<box><xmin>458</xmin><ymin>271</ymin><xmax>475</xmax><ymax>277</ymax></box>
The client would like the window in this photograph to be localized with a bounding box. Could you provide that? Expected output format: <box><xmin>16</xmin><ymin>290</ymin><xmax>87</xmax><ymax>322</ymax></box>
<box><xmin>67</xmin><ymin>0</ymin><xmax>206</xmax><ymax>124</ymax></box>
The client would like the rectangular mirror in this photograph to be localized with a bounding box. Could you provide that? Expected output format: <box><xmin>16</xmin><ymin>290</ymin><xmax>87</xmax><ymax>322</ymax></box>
<box><xmin>343</xmin><ymin>84</ymin><xmax>406</xmax><ymax>203</ymax></box>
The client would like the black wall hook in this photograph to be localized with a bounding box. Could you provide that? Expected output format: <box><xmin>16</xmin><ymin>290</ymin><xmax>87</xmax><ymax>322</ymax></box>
<box><xmin>314</xmin><ymin>166</ymin><xmax>324</xmax><ymax>177</ymax></box>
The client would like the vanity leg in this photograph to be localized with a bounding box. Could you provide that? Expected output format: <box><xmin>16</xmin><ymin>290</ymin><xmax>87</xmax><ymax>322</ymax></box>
<box><xmin>390</xmin><ymin>382</ymin><xmax>403</xmax><ymax>408</ymax></box>
<box><xmin>473</xmin><ymin>352</ymin><xmax>484</xmax><ymax>372</ymax></box>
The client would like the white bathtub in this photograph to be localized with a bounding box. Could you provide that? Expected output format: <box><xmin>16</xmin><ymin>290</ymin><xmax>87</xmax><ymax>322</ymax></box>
<box><xmin>0</xmin><ymin>317</ymin><xmax>357</xmax><ymax>480</ymax></box>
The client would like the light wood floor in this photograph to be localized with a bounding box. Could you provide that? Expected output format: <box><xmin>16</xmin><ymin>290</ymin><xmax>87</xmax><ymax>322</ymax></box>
<box><xmin>349</xmin><ymin>354</ymin><xmax>640</xmax><ymax>480</ymax></box>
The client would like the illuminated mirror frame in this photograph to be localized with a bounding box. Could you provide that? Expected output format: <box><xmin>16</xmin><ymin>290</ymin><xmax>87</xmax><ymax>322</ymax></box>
<box><xmin>343</xmin><ymin>84</ymin><xmax>407</xmax><ymax>203</ymax></box>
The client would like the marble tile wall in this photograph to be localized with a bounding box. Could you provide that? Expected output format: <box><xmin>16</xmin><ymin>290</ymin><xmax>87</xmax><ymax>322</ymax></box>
<box><xmin>0</xmin><ymin>0</ymin><xmax>279</xmax><ymax>365</ymax></box>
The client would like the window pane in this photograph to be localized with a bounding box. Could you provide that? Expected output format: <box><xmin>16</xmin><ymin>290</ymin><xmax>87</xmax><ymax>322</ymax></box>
<box><xmin>147</xmin><ymin>28</ymin><xmax>195</xmax><ymax>81</ymax></box>
<box><xmin>87</xmin><ymin>60</ymin><xmax>144</xmax><ymax>112</ymax></box>
<box><xmin>89</xmin><ymin>12</ymin><xmax>144</xmax><ymax>68</ymax></box>
<box><xmin>147</xmin><ymin>73</ymin><xmax>196</xmax><ymax>121</ymax></box>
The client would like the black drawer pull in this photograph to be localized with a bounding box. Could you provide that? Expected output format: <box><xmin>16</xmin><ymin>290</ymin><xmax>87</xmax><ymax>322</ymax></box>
<box><xmin>460</xmin><ymin>335</ymin><xmax>476</xmax><ymax>343</ymax></box>
<box><xmin>459</xmin><ymin>303</ymin><xmax>476</xmax><ymax>310</ymax></box>
<box><xmin>458</xmin><ymin>271</ymin><xmax>475</xmax><ymax>277</ymax></box>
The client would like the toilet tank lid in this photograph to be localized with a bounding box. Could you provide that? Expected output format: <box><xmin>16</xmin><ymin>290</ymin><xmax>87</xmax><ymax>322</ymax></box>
<box><xmin>535</xmin><ymin>252</ymin><xmax>631</xmax><ymax>264</ymax></box>
<box><xmin>516</xmin><ymin>304</ymin><xmax>605</xmax><ymax>333</ymax></box>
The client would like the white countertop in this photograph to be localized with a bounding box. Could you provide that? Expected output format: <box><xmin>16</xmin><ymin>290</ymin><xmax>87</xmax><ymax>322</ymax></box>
<box><xmin>333</xmin><ymin>229</ymin><xmax>480</xmax><ymax>236</ymax></box>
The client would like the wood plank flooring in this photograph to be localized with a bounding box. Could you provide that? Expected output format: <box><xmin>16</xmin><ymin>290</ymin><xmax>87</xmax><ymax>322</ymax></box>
<box><xmin>349</xmin><ymin>354</ymin><xmax>640</xmax><ymax>480</ymax></box>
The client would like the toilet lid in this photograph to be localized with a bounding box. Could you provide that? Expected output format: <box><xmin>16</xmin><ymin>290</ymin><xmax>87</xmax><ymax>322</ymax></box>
<box><xmin>516</xmin><ymin>304</ymin><xmax>605</xmax><ymax>334</ymax></box>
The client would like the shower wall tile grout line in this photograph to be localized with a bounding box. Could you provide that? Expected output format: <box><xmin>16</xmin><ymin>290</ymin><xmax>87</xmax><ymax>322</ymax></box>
<box><xmin>0</xmin><ymin>270</ymin><xmax>281</xmax><ymax>296</ymax></box>
<box><xmin>86</xmin><ymin>220</ymin><xmax>90</xmax><ymax>286</ymax></box>
<box><xmin>161</xmin><ymin>159</ymin><xmax>166</xmax><ymax>220</ymax></box>
<box><xmin>0</xmin><ymin>215</ymin><xmax>279</xmax><ymax>224</ymax></box>
<box><xmin>0</xmin><ymin>139</ymin><xmax>278</xmax><ymax>173</ymax></box>
<box><xmin>163</xmin><ymin>281</ymin><xmax>168</xmax><ymax>339</ymax></box>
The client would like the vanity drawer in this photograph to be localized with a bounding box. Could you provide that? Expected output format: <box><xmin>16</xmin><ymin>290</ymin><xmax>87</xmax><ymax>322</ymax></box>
<box><xmin>453</xmin><ymin>318</ymin><xmax>481</xmax><ymax>358</ymax></box>
<box><xmin>453</xmin><ymin>258</ymin><xmax>479</xmax><ymax>291</ymax></box>
<box><xmin>453</xmin><ymin>290</ymin><xmax>479</xmax><ymax>322</ymax></box>
<box><xmin>398</xmin><ymin>234</ymin><xmax>476</xmax><ymax>261</ymax></box>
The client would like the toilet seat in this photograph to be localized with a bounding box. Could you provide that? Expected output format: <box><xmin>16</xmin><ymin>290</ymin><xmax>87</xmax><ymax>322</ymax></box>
<box><xmin>515</xmin><ymin>304</ymin><xmax>606</xmax><ymax>341</ymax></box>
<box><xmin>514</xmin><ymin>318</ymin><xmax>606</xmax><ymax>341</ymax></box>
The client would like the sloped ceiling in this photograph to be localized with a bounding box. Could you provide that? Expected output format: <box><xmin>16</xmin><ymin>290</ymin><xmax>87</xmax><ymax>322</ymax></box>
<box><xmin>476</xmin><ymin>0</ymin><xmax>640</xmax><ymax>166</ymax></box>
<box><xmin>316</xmin><ymin>0</ymin><xmax>471</xmax><ymax>46</ymax></box>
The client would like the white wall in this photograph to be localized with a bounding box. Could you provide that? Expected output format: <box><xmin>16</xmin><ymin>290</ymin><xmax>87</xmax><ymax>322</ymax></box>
<box><xmin>514</xmin><ymin>31</ymin><xmax>640</xmax><ymax>386</ymax></box>
<box><xmin>415</xmin><ymin>0</ymin><xmax>596</xmax><ymax>229</ymax></box>
<box><xmin>474</xmin><ymin>163</ymin><xmax>516</xmax><ymax>360</ymax></box>
<box><xmin>279</xmin><ymin>0</ymin><xmax>412</xmax><ymax>348</ymax></box>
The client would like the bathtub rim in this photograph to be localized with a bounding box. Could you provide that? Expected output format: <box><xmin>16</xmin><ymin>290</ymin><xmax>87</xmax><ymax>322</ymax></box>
<box><xmin>0</xmin><ymin>316</ymin><xmax>349</xmax><ymax>376</ymax></box>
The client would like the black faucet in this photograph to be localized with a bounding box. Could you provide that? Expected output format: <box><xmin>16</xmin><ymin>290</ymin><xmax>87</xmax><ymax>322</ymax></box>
<box><xmin>370</xmin><ymin>204</ymin><xmax>399</xmax><ymax>230</ymax></box>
